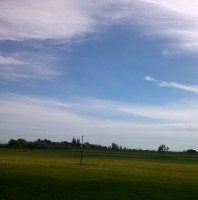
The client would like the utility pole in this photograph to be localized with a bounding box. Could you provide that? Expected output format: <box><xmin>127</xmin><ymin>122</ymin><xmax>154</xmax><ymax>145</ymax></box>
<box><xmin>80</xmin><ymin>135</ymin><xmax>84</xmax><ymax>165</ymax></box>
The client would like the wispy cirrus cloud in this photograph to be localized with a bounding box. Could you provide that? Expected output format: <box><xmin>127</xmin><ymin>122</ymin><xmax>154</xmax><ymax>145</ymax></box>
<box><xmin>144</xmin><ymin>76</ymin><xmax>198</xmax><ymax>94</ymax></box>
<box><xmin>1</xmin><ymin>0</ymin><xmax>198</xmax><ymax>83</ymax></box>
<box><xmin>1</xmin><ymin>93</ymin><xmax>198</xmax><ymax>150</ymax></box>
<box><xmin>1</xmin><ymin>0</ymin><xmax>198</xmax><ymax>54</ymax></box>
<box><xmin>0</xmin><ymin>53</ymin><xmax>61</xmax><ymax>82</ymax></box>
<box><xmin>0</xmin><ymin>56</ymin><xmax>27</xmax><ymax>65</ymax></box>
<box><xmin>0</xmin><ymin>0</ymin><xmax>101</xmax><ymax>41</ymax></box>
<box><xmin>132</xmin><ymin>0</ymin><xmax>198</xmax><ymax>54</ymax></box>
<box><xmin>3</xmin><ymin>93</ymin><xmax>198</xmax><ymax>126</ymax></box>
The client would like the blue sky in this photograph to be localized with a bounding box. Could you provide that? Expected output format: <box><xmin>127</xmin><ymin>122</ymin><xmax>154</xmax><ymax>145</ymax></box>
<box><xmin>1</xmin><ymin>0</ymin><xmax>198</xmax><ymax>150</ymax></box>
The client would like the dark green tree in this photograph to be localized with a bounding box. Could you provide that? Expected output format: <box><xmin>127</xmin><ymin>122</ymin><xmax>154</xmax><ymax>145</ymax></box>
<box><xmin>76</xmin><ymin>138</ymin><xmax>81</xmax><ymax>147</ymax></box>
<box><xmin>17</xmin><ymin>138</ymin><xmax>27</xmax><ymax>147</ymax></box>
<box><xmin>111</xmin><ymin>143</ymin><xmax>119</xmax><ymax>150</ymax></box>
<box><xmin>71</xmin><ymin>137</ymin><xmax>77</xmax><ymax>147</ymax></box>
<box><xmin>8</xmin><ymin>139</ymin><xmax>19</xmax><ymax>146</ymax></box>
<box><xmin>158</xmin><ymin>144</ymin><xmax>169</xmax><ymax>152</ymax></box>
<box><xmin>187</xmin><ymin>149</ymin><xmax>196</xmax><ymax>153</ymax></box>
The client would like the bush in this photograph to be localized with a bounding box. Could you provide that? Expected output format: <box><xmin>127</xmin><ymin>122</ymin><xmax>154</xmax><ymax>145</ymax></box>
<box><xmin>187</xmin><ymin>149</ymin><xmax>197</xmax><ymax>153</ymax></box>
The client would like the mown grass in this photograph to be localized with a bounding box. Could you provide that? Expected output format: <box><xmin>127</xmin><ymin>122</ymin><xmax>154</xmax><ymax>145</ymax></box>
<box><xmin>0</xmin><ymin>148</ymin><xmax>198</xmax><ymax>200</ymax></box>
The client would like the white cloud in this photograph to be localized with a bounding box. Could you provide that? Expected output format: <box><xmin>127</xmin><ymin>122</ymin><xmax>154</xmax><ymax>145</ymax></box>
<box><xmin>145</xmin><ymin>76</ymin><xmax>198</xmax><ymax>94</ymax></box>
<box><xmin>0</xmin><ymin>0</ymin><xmax>100</xmax><ymax>41</ymax></box>
<box><xmin>0</xmin><ymin>53</ymin><xmax>61</xmax><ymax>82</ymax></box>
<box><xmin>144</xmin><ymin>76</ymin><xmax>157</xmax><ymax>82</ymax></box>
<box><xmin>1</xmin><ymin>0</ymin><xmax>198</xmax><ymax>82</ymax></box>
<box><xmin>158</xmin><ymin>82</ymin><xmax>198</xmax><ymax>93</ymax></box>
<box><xmin>0</xmin><ymin>93</ymin><xmax>198</xmax><ymax>150</ymax></box>
<box><xmin>0</xmin><ymin>0</ymin><xmax>198</xmax><ymax>53</ymax></box>
<box><xmin>6</xmin><ymin>94</ymin><xmax>198</xmax><ymax>124</ymax></box>
<box><xmin>161</xmin><ymin>49</ymin><xmax>174</xmax><ymax>56</ymax></box>
<box><xmin>124</xmin><ymin>0</ymin><xmax>198</xmax><ymax>54</ymax></box>
<box><xmin>0</xmin><ymin>56</ymin><xmax>27</xmax><ymax>65</ymax></box>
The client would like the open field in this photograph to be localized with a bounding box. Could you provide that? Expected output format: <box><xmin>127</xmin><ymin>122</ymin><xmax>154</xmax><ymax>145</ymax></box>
<box><xmin>0</xmin><ymin>148</ymin><xmax>198</xmax><ymax>200</ymax></box>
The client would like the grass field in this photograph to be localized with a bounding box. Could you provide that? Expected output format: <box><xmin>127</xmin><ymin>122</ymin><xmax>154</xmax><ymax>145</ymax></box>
<box><xmin>0</xmin><ymin>148</ymin><xmax>198</xmax><ymax>200</ymax></box>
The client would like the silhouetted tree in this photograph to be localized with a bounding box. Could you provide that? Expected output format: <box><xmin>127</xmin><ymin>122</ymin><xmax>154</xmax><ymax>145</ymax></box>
<box><xmin>84</xmin><ymin>142</ymin><xmax>91</xmax><ymax>148</ymax></box>
<box><xmin>8</xmin><ymin>139</ymin><xmax>18</xmax><ymax>146</ymax></box>
<box><xmin>43</xmin><ymin>139</ymin><xmax>51</xmax><ymax>144</ymax></box>
<box><xmin>71</xmin><ymin>137</ymin><xmax>77</xmax><ymax>147</ymax></box>
<box><xmin>17</xmin><ymin>138</ymin><xmax>27</xmax><ymax>147</ymax></box>
<box><xmin>158</xmin><ymin>144</ymin><xmax>169</xmax><ymax>152</ymax></box>
<box><xmin>111</xmin><ymin>143</ymin><xmax>119</xmax><ymax>150</ymax></box>
<box><xmin>187</xmin><ymin>149</ymin><xmax>196</xmax><ymax>153</ymax></box>
<box><xmin>76</xmin><ymin>138</ymin><xmax>81</xmax><ymax>147</ymax></box>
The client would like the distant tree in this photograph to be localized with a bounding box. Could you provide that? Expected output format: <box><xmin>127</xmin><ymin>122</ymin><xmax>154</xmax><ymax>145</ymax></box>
<box><xmin>8</xmin><ymin>139</ymin><xmax>18</xmax><ymax>146</ymax></box>
<box><xmin>76</xmin><ymin>138</ymin><xmax>81</xmax><ymax>147</ymax></box>
<box><xmin>61</xmin><ymin>141</ymin><xmax>70</xmax><ymax>147</ymax></box>
<box><xmin>158</xmin><ymin>144</ymin><xmax>169</xmax><ymax>152</ymax></box>
<box><xmin>71</xmin><ymin>137</ymin><xmax>77</xmax><ymax>147</ymax></box>
<box><xmin>43</xmin><ymin>139</ymin><xmax>51</xmax><ymax>144</ymax></box>
<box><xmin>123</xmin><ymin>146</ymin><xmax>127</xmax><ymax>151</ymax></box>
<box><xmin>8</xmin><ymin>138</ymin><xmax>28</xmax><ymax>148</ymax></box>
<box><xmin>17</xmin><ymin>138</ymin><xmax>27</xmax><ymax>147</ymax></box>
<box><xmin>111</xmin><ymin>143</ymin><xmax>119</xmax><ymax>150</ymax></box>
<box><xmin>187</xmin><ymin>149</ymin><xmax>197</xmax><ymax>153</ymax></box>
<box><xmin>84</xmin><ymin>142</ymin><xmax>91</xmax><ymax>148</ymax></box>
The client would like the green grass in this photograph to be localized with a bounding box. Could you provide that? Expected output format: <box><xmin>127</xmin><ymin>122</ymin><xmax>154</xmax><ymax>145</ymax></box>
<box><xmin>0</xmin><ymin>149</ymin><xmax>198</xmax><ymax>200</ymax></box>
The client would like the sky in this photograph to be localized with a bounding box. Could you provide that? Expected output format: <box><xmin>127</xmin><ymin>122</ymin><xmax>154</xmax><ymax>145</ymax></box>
<box><xmin>0</xmin><ymin>0</ymin><xmax>198</xmax><ymax>151</ymax></box>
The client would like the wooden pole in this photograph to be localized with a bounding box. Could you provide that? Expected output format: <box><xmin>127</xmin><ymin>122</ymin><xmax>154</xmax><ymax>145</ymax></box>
<box><xmin>80</xmin><ymin>135</ymin><xmax>83</xmax><ymax>165</ymax></box>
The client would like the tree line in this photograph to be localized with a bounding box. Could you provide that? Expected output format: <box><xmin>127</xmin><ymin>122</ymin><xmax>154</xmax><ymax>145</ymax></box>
<box><xmin>4</xmin><ymin>138</ymin><xmax>197</xmax><ymax>153</ymax></box>
<box><xmin>6</xmin><ymin>138</ymin><xmax>125</xmax><ymax>150</ymax></box>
